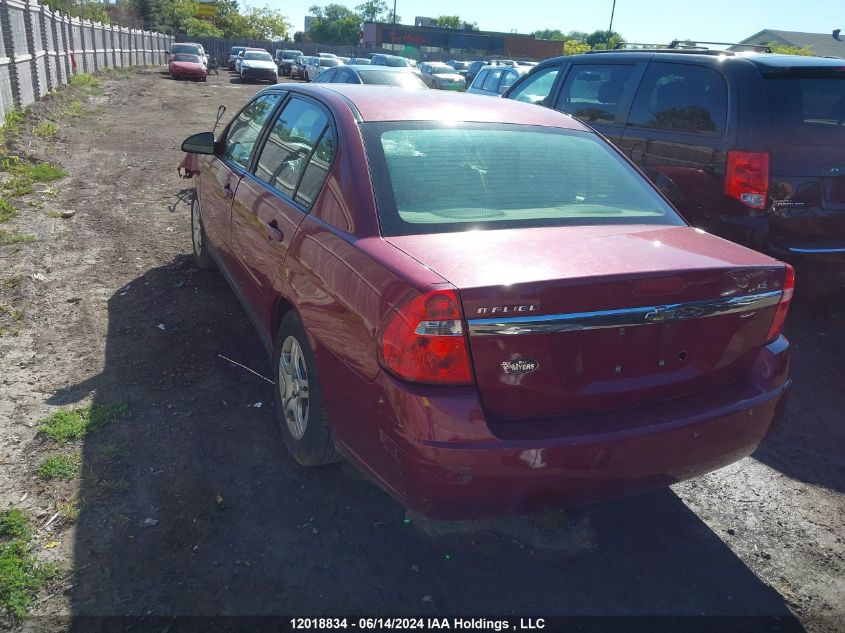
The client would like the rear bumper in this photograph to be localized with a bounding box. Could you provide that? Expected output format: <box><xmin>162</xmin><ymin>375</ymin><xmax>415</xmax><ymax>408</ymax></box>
<box><xmin>337</xmin><ymin>337</ymin><xmax>790</xmax><ymax>519</ymax></box>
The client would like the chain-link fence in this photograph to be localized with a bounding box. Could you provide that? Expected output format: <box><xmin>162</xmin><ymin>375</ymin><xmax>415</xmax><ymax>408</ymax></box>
<box><xmin>0</xmin><ymin>0</ymin><xmax>172</xmax><ymax>119</ymax></box>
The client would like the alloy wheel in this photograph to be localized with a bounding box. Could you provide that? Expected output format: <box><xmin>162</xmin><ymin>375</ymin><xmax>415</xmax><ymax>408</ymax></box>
<box><xmin>279</xmin><ymin>335</ymin><xmax>310</xmax><ymax>440</ymax></box>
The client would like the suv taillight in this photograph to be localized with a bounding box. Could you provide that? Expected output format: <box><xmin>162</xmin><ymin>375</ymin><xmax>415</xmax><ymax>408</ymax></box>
<box><xmin>378</xmin><ymin>289</ymin><xmax>472</xmax><ymax>385</ymax></box>
<box><xmin>766</xmin><ymin>264</ymin><xmax>795</xmax><ymax>343</ymax></box>
<box><xmin>725</xmin><ymin>150</ymin><xmax>769</xmax><ymax>210</ymax></box>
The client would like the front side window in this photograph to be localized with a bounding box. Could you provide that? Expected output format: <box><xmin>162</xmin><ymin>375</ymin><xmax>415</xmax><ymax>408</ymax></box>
<box><xmin>222</xmin><ymin>94</ymin><xmax>282</xmax><ymax>168</ymax></box>
<box><xmin>254</xmin><ymin>98</ymin><xmax>330</xmax><ymax>202</ymax></box>
<box><xmin>508</xmin><ymin>66</ymin><xmax>559</xmax><ymax>105</ymax></box>
<box><xmin>500</xmin><ymin>70</ymin><xmax>518</xmax><ymax>90</ymax></box>
<box><xmin>628</xmin><ymin>62</ymin><xmax>728</xmax><ymax>134</ymax></box>
<box><xmin>482</xmin><ymin>69</ymin><xmax>504</xmax><ymax>92</ymax></box>
<box><xmin>555</xmin><ymin>64</ymin><xmax>635</xmax><ymax>125</ymax></box>
<box><xmin>362</xmin><ymin>122</ymin><xmax>684</xmax><ymax>236</ymax></box>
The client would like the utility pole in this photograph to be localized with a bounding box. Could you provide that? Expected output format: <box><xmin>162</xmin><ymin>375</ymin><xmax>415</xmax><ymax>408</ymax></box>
<box><xmin>392</xmin><ymin>0</ymin><xmax>397</xmax><ymax>50</ymax></box>
<box><xmin>607</xmin><ymin>0</ymin><xmax>616</xmax><ymax>48</ymax></box>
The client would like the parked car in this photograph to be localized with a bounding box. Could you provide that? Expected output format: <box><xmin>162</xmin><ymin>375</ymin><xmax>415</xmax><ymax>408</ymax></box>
<box><xmin>467</xmin><ymin>64</ymin><xmax>526</xmax><ymax>96</ymax></box>
<box><xmin>445</xmin><ymin>60</ymin><xmax>471</xmax><ymax>77</ymax></box>
<box><xmin>239</xmin><ymin>50</ymin><xmax>277</xmax><ymax>83</ymax></box>
<box><xmin>169</xmin><ymin>43</ymin><xmax>207</xmax><ymax>68</ymax></box>
<box><xmin>235</xmin><ymin>47</ymin><xmax>265</xmax><ymax>74</ymax></box>
<box><xmin>317</xmin><ymin>53</ymin><xmax>337</xmax><ymax>59</ymax></box>
<box><xmin>305</xmin><ymin>56</ymin><xmax>343</xmax><ymax>82</ymax></box>
<box><xmin>275</xmin><ymin>49</ymin><xmax>303</xmax><ymax>76</ymax></box>
<box><xmin>228</xmin><ymin>46</ymin><xmax>247</xmax><ymax>70</ymax></box>
<box><xmin>464</xmin><ymin>60</ymin><xmax>487</xmax><ymax>88</ymax></box>
<box><xmin>346</xmin><ymin>57</ymin><xmax>372</xmax><ymax>65</ymax></box>
<box><xmin>169</xmin><ymin>53</ymin><xmax>207</xmax><ymax>82</ymax></box>
<box><xmin>370</xmin><ymin>54</ymin><xmax>421</xmax><ymax>76</ymax></box>
<box><xmin>312</xmin><ymin>65</ymin><xmax>428</xmax><ymax>89</ymax></box>
<box><xmin>290</xmin><ymin>55</ymin><xmax>309</xmax><ymax>80</ymax></box>
<box><xmin>180</xmin><ymin>85</ymin><xmax>793</xmax><ymax>518</ymax></box>
<box><xmin>419</xmin><ymin>62</ymin><xmax>465</xmax><ymax>90</ymax></box>
<box><xmin>503</xmin><ymin>48</ymin><xmax>845</xmax><ymax>286</ymax></box>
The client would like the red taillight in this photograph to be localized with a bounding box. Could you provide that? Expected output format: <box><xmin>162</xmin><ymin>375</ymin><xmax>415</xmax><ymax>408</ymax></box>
<box><xmin>725</xmin><ymin>150</ymin><xmax>770</xmax><ymax>210</ymax></box>
<box><xmin>378</xmin><ymin>288</ymin><xmax>472</xmax><ymax>385</ymax></box>
<box><xmin>766</xmin><ymin>264</ymin><xmax>795</xmax><ymax>343</ymax></box>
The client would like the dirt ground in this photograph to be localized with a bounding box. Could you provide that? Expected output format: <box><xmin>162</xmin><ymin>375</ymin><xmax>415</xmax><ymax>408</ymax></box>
<box><xmin>0</xmin><ymin>68</ymin><xmax>842</xmax><ymax>632</ymax></box>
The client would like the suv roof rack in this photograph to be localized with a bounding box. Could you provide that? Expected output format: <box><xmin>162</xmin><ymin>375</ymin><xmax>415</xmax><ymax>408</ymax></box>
<box><xmin>585</xmin><ymin>40</ymin><xmax>772</xmax><ymax>55</ymax></box>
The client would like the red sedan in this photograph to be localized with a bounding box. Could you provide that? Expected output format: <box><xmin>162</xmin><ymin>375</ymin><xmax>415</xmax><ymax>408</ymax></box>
<box><xmin>169</xmin><ymin>53</ymin><xmax>207</xmax><ymax>82</ymax></box>
<box><xmin>180</xmin><ymin>86</ymin><xmax>793</xmax><ymax>518</ymax></box>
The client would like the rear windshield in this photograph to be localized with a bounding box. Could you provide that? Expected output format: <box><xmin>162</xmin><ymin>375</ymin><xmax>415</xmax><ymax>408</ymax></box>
<box><xmin>386</xmin><ymin>57</ymin><xmax>411</xmax><ymax>67</ymax></box>
<box><xmin>359</xmin><ymin>70</ymin><xmax>427</xmax><ymax>88</ymax></box>
<box><xmin>362</xmin><ymin>123</ymin><xmax>684</xmax><ymax>236</ymax></box>
<box><xmin>765</xmin><ymin>68</ymin><xmax>845</xmax><ymax>145</ymax></box>
<box><xmin>320</xmin><ymin>58</ymin><xmax>342</xmax><ymax>67</ymax></box>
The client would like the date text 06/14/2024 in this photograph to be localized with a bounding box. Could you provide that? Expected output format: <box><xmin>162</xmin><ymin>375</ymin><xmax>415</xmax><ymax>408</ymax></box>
<box><xmin>289</xmin><ymin>618</ymin><xmax>546</xmax><ymax>631</ymax></box>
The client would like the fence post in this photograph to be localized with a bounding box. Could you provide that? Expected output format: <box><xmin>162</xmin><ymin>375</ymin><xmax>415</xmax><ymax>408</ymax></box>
<box><xmin>0</xmin><ymin>0</ymin><xmax>22</xmax><ymax>108</ymax></box>
<box><xmin>38</xmin><ymin>2</ymin><xmax>51</xmax><ymax>91</ymax></box>
<box><xmin>20</xmin><ymin>0</ymin><xmax>41</xmax><ymax>99</ymax></box>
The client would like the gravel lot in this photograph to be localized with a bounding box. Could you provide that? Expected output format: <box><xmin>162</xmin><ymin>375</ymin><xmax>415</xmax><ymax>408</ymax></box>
<box><xmin>0</xmin><ymin>68</ymin><xmax>842</xmax><ymax>632</ymax></box>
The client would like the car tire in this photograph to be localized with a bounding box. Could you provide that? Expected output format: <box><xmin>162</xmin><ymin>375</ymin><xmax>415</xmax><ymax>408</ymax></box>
<box><xmin>190</xmin><ymin>190</ymin><xmax>216</xmax><ymax>270</ymax></box>
<box><xmin>273</xmin><ymin>311</ymin><xmax>339</xmax><ymax>467</ymax></box>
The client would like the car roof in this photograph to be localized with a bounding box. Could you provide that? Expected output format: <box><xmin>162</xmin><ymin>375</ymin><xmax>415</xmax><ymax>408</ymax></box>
<box><xmin>536</xmin><ymin>50</ymin><xmax>845</xmax><ymax>69</ymax></box>
<box><xmin>265</xmin><ymin>84</ymin><xmax>587</xmax><ymax>129</ymax></box>
<box><xmin>342</xmin><ymin>65</ymin><xmax>408</xmax><ymax>72</ymax></box>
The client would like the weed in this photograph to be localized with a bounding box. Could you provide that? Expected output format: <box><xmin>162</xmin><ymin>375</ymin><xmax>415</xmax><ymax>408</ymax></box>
<box><xmin>1</xmin><ymin>176</ymin><xmax>33</xmax><ymax>197</ymax></box>
<box><xmin>0</xmin><ymin>508</ymin><xmax>58</xmax><ymax>618</ymax></box>
<box><xmin>0</xmin><ymin>230</ymin><xmax>35</xmax><ymax>246</ymax></box>
<box><xmin>0</xmin><ymin>199</ymin><xmax>14</xmax><ymax>223</ymax></box>
<box><xmin>1</xmin><ymin>275</ymin><xmax>23</xmax><ymax>290</ymax></box>
<box><xmin>32</xmin><ymin>122</ymin><xmax>59</xmax><ymax>138</ymax></box>
<box><xmin>23</xmin><ymin>163</ymin><xmax>66</xmax><ymax>183</ymax></box>
<box><xmin>64</xmin><ymin>100</ymin><xmax>83</xmax><ymax>117</ymax></box>
<box><xmin>37</xmin><ymin>453</ymin><xmax>81</xmax><ymax>481</ymax></box>
<box><xmin>0</xmin><ymin>510</ymin><xmax>31</xmax><ymax>541</ymax></box>
<box><xmin>68</xmin><ymin>74</ymin><xmax>100</xmax><ymax>89</ymax></box>
<box><xmin>38</xmin><ymin>404</ymin><xmax>128</xmax><ymax>443</ymax></box>
<box><xmin>99</xmin><ymin>445</ymin><xmax>125</xmax><ymax>462</ymax></box>
<box><xmin>45</xmin><ymin>210</ymin><xmax>62</xmax><ymax>219</ymax></box>
<box><xmin>58</xmin><ymin>499</ymin><xmax>80</xmax><ymax>522</ymax></box>
<box><xmin>0</xmin><ymin>156</ymin><xmax>21</xmax><ymax>171</ymax></box>
<box><xmin>10</xmin><ymin>306</ymin><xmax>24</xmax><ymax>321</ymax></box>
<box><xmin>99</xmin><ymin>478</ymin><xmax>130</xmax><ymax>495</ymax></box>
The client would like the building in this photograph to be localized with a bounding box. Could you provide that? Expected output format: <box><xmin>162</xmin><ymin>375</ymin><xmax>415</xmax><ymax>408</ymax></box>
<box><xmin>736</xmin><ymin>29</ymin><xmax>845</xmax><ymax>57</ymax></box>
<box><xmin>361</xmin><ymin>22</ymin><xmax>563</xmax><ymax>60</ymax></box>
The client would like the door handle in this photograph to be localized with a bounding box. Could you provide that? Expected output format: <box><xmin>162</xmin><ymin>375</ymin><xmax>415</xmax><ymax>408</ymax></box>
<box><xmin>223</xmin><ymin>183</ymin><xmax>234</xmax><ymax>199</ymax></box>
<box><xmin>266</xmin><ymin>220</ymin><xmax>284</xmax><ymax>242</ymax></box>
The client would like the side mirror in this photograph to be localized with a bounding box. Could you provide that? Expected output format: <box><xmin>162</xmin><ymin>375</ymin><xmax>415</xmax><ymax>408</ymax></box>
<box><xmin>181</xmin><ymin>132</ymin><xmax>215</xmax><ymax>155</ymax></box>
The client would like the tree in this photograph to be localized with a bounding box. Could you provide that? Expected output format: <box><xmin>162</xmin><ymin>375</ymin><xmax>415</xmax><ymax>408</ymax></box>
<box><xmin>562</xmin><ymin>40</ymin><xmax>591</xmax><ymax>55</ymax></box>
<box><xmin>532</xmin><ymin>29</ymin><xmax>565</xmax><ymax>41</ymax></box>
<box><xmin>241</xmin><ymin>6</ymin><xmax>291</xmax><ymax>40</ymax></box>
<box><xmin>586</xmin><ymin>29</ymin><xmax>624</xmax><ymax>50</ymax></box>
<box><xmin>769</xmin><ymin>44</ymin><xmax>813</xmax><ymax>56</ymax></box>
<box><xmin>436</xmin><ymin>15</ymin><xmax>461</xmax><ymax>29</ymax></box>
<box><xmin>308</xmin><ymin>3</ymin><xmax>361</xmax><ymax>45</ymax></box>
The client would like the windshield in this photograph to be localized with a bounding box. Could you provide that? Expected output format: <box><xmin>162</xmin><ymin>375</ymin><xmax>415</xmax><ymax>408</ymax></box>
<box><xmin>451</xmin><ymin>61</ymin><xmax>469</xmax><ymax>70</ymax></box>
<box><xmin>244</xmin><ymin>52</ymin><xmax>272</xmax><ymax>61</ymax></box>
<box><xmin>230</xmin><ymin>47</ymin><xmax>246</xmax><ymax>55</ymax></box>
<box><xmin>385</xmin><ymin>57</ymin><xmax>410</xmax><ymax>67</ymax></box>
<box><xmin>172</xmin><ymin>45</ymin><xmax>200</xmax><ymax>55</ymax></box>
<box><xmin>765</xmin><ymin>69</ymin><xmax>845</xmax><ymax>145</ymax></box>
<box><xmin>173</xmin><ymin>54</ymin><xmax>201</xmax><ymax>63</ymax></box>
<box><xmin>349</xmin><ymin>58</ymin><xmax>371</xmax><ymax>65</ymax></box>
<box><xmin>359</xmin><ymin>70</ymin><xmax>427</xmax><ymax>88</ymax></box>
<box><xmin>282</xmin><ymin>51</ymin><xmax>301</xmax><ymax>59</ymax></box>
<box><xmin>363</xmin><ymin>123</ymin><xmax>683</xmax><ymax>236</ymax></box>
<box><xmin>320</xmin><ymin>58</ymin><xmax>342</xmax><ymax>67</ymax></box>
<box><xmin>432</xmin><ymin>65</ymin><xmax>457</xmax><ymax>75</ymax></box>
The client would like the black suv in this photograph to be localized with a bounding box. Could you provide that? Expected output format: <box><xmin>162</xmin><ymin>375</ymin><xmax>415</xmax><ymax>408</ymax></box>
<box><xmin>504</xmin><ymin>48</ymin><xmax>845</xmax><ymax>285</ymax></box>
<box><xmin>275</xmin><ymin>49</ymin><xmax>303</xmax><ymax>76</ymax></box>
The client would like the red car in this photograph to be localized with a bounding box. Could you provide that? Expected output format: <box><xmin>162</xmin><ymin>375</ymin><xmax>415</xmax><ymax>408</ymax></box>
<box><xmin>170</xmin><ymin>53</ymin><xmax>207</xmax><ymax>82</ymax></box>
<box><xmin>180</xmin><ymin>86</ymin><xmax>793</xmax><ymax>519</ymax></box>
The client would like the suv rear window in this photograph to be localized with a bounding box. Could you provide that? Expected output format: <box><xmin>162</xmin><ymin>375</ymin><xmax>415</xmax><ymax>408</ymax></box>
<box><xmin>628</xmin><ymin>62</ymin><xmax>728</xmax><ymax>135</ymax></box>
<box><xmin>362</xmin><ymin>122</ymin><xmax>684</xmax><ymax>236</ymax></box>
<box><xmin>765</xmin><ymin>68</ymin><xmax>845</xmax><ymax>145</ymax></box>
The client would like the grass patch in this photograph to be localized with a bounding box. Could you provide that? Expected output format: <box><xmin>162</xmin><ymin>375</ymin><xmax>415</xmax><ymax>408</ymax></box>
<box><xmin>58</xmin><ymin>499</ymin><xmax>80</xmax><ymax>523</ymax></box>
<box><xmin>38</xmin><ymin>404</ymin><xmax>128</xmax><ymax>443</ymax></box>
<box><xmin>0</xmin><ymin>508</ymin><xmax>58</xmax><ymax>618</ymax></box>
<box><xmin>37</xmin><ymin>453</ymin><xmax>81</xmax><ymax>481</ymax></box>
<box><xmin>0</xmin><ymin>198</ymin><xmax>15</xmax><ymax>223</ymax></box>
<box><xmin>1</xmin><ymin>176</ymin><xmax>33</xmax><ymax>197</ymax></box>
<box><xmin>99</xmin><ymin>444</ymin><xmax>125</xmax><ymax>462</ymax></box>
<box><xmin>32</xmin><ymin>122</ymin><xmax>59</xmax><ymax>138</ymax></box>
<box><xmin>1</xmin><ymin>274</ymin><xmax>23</xmax><ymax>290</ymax></box>
<box><xmin>45</xmin><ymin>210</ymin><xmax>62</xmax><ymax>219</ymax></box>
<box><xmin>22</xmin><ymin>163</ymin><xmax>66</xmax><ymax>183</ymax></box>
<box><xmin>69</xmin><ymin>74</ymin><xmax>100</xmax><ymax>89</ymax></box>
<box><xmin>64</xmin><ymin>100</ymin><xmax>83</xmax><ymax>118</ymax></box>
<box><xmin>0</xmin><ymin>510</ymin><xmax>31</xmax><ymax>541</ymax></box>
<box><xmin>0</xmin><ymin>230</ymin><xmax>35</xmax><ymax>246</ymax></box>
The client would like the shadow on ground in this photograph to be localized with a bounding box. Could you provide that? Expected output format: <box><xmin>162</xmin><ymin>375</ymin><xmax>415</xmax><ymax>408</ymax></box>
<box><xmin>46</xmin><ymin>254</ymin><xmax>804</xmax><ymax>627</ymax></box>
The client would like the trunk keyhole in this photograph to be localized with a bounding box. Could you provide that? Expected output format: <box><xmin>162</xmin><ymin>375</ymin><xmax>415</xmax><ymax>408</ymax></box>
<box><xmin>678</xmin><ymin>350</ymin><xmax>688</xmax><ymax>361</ymax></box>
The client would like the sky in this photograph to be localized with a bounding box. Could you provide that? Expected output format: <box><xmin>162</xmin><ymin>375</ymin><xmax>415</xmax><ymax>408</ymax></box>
<box><xmin>247</xmin><ymin>0</ymin><xmax>842</xmax><ymax>43</ymax></box>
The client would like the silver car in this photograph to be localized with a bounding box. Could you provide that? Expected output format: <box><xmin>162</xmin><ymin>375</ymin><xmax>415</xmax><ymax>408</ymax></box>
<box><xmin>466</xmin><ymin>64</ymin><xmax>526</xmax><ymax>97</ymax></box>
<box><xmin>419</xmin><ymin>62</ymin><xmax>465</xmax><ymax>91</ymax></box>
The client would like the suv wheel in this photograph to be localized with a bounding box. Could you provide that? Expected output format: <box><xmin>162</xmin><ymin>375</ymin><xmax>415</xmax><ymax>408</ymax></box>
<box><xmin>273</xmin><ymin>312</ymin><xmax>339</xmax><ymax>467</ymax></box>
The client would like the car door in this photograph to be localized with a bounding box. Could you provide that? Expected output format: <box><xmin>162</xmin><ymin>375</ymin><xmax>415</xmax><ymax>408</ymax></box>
<box><xmin>229</xmin><ymin>95</ymin><xmax>335</xmax><ymax>335</ymax></box>
<box><xmin>618</xmin><ymin>61</ymin><xmax>731</xmax><ymax>223</ymax></box>
<box><xmin>199</xmin><ymin>92</ymin><xmax>283</xmax><ymax>272</ymax></box>
<box><xmin>552</xmin><ymin>61</ymin><xmax>643</xmax><ymax>145</ymax></box>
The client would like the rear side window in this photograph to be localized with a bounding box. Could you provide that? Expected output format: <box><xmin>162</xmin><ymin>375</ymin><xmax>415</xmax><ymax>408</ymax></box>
<box><xmin>500</xmin><ymin>70</ymin><xmax>518</xmax><ymax>90</ymax></box>
<box><xmin>628</xmin><ymin>62</ymin><xmax>728</xmax><ymax>134</ymax></box>
<box><xmin>222</xmin><ymin>94</ymin><xmax>282</xmax><ymax>168</ymax></box>
<box><xmin>555</xmin><ymin>64</ymin><xmax>635</xmax><ymax>125</ymax></box>
<box><xmin>482</xmin><ymin>69</ymin><xmax>505</xmax><ymax>92</ymax></box>
<box><xmin>508</xmin><ymin>66</ymin><xmax>559</xmax><ymax>106</ymax></box>
<box><xmin>254</xmin><ymin>98</ymin><xmax>331</xmax><ymax>205</ymax></box>
<box><xmin>765</xmin><ymin>68</ymin><xmax>845</xmax><ymax>145</ymax></box>
<box><xmin>296</xmin><ymin>127</ymin><xmax>335</xmax><ymax>207</ymax></box>
<box><xmin>362</xmin><ymin>122</ymin><xmax>684</xmax><ymax>236</ymax></box>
